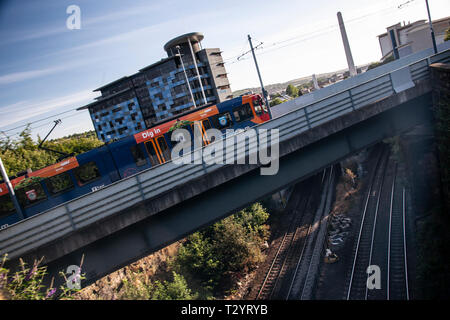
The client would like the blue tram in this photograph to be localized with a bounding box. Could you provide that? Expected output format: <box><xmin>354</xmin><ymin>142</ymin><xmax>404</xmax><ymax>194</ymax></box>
<box><xmin>0</xmin><ymin>94</ymin><xmax>270</xmax><ymax>229</ymax></box>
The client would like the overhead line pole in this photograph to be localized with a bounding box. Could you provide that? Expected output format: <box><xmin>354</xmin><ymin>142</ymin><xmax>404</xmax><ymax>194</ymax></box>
<box><xmin>176</xmin><ymin>46</ymin><xmax>197</xmax><ymax>108</ymax></box>
<box><xmin>248</xmin><ymin>34</ymin><xmax>272</xmax><ymax>119</ymax></box>
<box><xmin>425</xmin><ymin>0</ymin><xmax>438</xmax><ymax>54</ymax></box>
<box><xmin>187</xmin><ymin>38</ymin><xmax>208</xmax><ymax>105</ymax></box>
<box><xmin>0</xmin><ymin>157</ymin><xmax>24</xmax><ymax>220</ymax></box>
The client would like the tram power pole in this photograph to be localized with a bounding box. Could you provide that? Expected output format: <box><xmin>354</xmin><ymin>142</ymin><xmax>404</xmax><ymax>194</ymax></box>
<box><xmin>0</xmin><ymin>157</ymin><xmax>24</xmax><ymax>220</ymax></box>
<box><xmin>248</xmin><ymin>34</ymin><xmax>273</xmax><ymax>119</ymax></box>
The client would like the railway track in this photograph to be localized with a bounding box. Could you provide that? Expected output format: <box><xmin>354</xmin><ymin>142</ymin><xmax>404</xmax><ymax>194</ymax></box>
<box><xmin>346</xmin><ymin>145</ymin><xmax>410</xmax><ymax>300</ymax></box>
<box><xmin>255</xmin><ymin>166</ymin><xmax>335</xmax><ymax>300</ymax></box>
<box><xmin>387</xmin><ymin>165</ymin><xmax>410</xmax><ymax>300</ymax></box>
<box><xmin>287</xmin><ymin>165</ymin><xmax>335</xmax><ymax>300</ymax></box>
<box><xmin>255</xmin><ymin>177</ymin><xmax>319</xmax><ymax>299</ymax></box>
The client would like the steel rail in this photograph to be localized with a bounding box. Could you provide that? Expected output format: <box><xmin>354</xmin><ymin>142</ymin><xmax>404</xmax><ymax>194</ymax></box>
<box><xmin>346</xmin><ymin>147</ymin><xmax>386</xmax><ymax>300</ymax></box>
<box><xmin>285</xmin><ymin>167</ymin><xmax>331</xmax><ymax>300</ymax></box>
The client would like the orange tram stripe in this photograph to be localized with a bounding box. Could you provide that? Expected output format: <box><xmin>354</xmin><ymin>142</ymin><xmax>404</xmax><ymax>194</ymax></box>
<box><xmin>0</xmin><ymin>157</ymin><xmax>79</xmax><ymax>196</ymax></box>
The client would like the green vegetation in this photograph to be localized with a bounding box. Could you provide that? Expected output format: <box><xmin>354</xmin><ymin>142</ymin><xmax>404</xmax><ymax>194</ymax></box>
<box><xmin>118</xmin><ymin>202</ymin><xmax>271</xmax><ymax>300</ymax></box>
<box><xmin>367</xmin><ymin>55</ymin><xmax>395</xmax><ymax>71</ymax></box>
<box><xmin>0</xmin><ymin>126</ymin><xmax>103</xmax><ymax>177</ymax></box>
<box><xmin>445</xmin><ymin>27</ymin><xmax>450</xmax><ymax>41</ymax></box>
<box><xmin>120</xmin><ymin>271</ymin><xmax>195</xmax><ymax>300</ymax></box>
<box><xmin>0</xmin><ymin>254</ymin><xmax>84</xmax><ymax>300</ymax></box>
<box><xmin>168</xmin><ymin>120</ymin><xmax>194</xmax><ymax>132</ymax></box>
<box><xmin>171</xmin><ymin>202</ymin><xmax>270</xmax><ymax>298</ymax></box>
<box><xmin>286</xmin><ymin>84</ymin><xmax>299</xmax><ymax>98</ymax></box>
<box><xmin>269</xmin><ymin>97</ymin><xmax>285</xmax><ymax>107</ymax></box>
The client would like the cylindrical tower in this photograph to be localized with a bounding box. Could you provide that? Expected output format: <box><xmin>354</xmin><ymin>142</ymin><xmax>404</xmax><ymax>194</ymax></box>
<box><xmin>164</xmin><ymin>32</ymin><xmax>204</xmax><ymax>57</ymax></box>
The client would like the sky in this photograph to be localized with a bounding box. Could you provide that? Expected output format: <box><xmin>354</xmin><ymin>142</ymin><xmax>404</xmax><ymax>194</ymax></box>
<box><xmin>0</xmin><ymin>0</ymin><xmax>449</xmax><ymax>141</ymax></box>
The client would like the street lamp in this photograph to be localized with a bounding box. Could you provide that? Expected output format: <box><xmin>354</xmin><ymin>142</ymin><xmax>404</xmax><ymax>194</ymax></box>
<box><xmin>176</xmin><ymin>45</ymin><xmax>197</xmax><ymax>108</ymax></box>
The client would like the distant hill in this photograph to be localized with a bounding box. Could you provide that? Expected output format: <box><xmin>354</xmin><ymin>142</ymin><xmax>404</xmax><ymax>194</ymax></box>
<box><xmin>232</xmin><ymin>64</ymin><xmax>371</xmax><ymax>97</ymax></box>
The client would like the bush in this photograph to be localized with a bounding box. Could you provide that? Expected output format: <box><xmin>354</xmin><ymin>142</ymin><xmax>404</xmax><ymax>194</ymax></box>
<box><xmin>1</xmin><ymin>126</ymin><xmax>102</xmax><ymax>177</ymax></box>
<box><xmin>0</xmin><ymin>254</ymin><xmax>83</xmax><ymax>300</ymax></box>
<box><xmin>120</xmin><ymin>271</ymin><xmax>195</xmax><ymax>300</ymax></box>
<box><xmin>173</xmin><ymin>203</ymin><xmax>270</xmax><ymax>295</ymax></box>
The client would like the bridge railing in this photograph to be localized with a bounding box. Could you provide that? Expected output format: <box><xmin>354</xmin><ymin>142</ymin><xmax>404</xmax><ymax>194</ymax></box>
<box><xmin>1</xmin><ymin>48</ymin><xmax>449</xmax><ymax>260</ymax></box>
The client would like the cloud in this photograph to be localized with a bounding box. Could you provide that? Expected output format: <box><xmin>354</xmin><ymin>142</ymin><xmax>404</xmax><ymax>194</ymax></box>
<box><xmin>0</xmin><ymin>89</ymin><xmax>97</xmax><ymax>129</ymax></box>
<box><xmin>0</xmin><ymin>2</ymin><xmax>168</xmax><ymax>46</ymax></box>
<box><xmin>0</xmin><ymin>56</ymin><xmax>103</xmax><ymax>86</ymax></box>
<box><xmin>0</xmin><ymin>65</ymin><xmax>68</xmax><ymax>85</ymax></box>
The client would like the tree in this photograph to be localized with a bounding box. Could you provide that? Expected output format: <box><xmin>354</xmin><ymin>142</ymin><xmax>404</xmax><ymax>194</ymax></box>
<box><xmin>269</xmin><ymin>98</ymin><xmax>284</xmax><ymax>107</ymax></box>
<box><xmin>173</xmin><ymin>202</ymin><xmax>270</xmax><ymax>295</ymax></box>
<box><xmin>151</xmin><ymin>272</ymin><xmax>195</xmax><ymax>300</ymax></box>
<box><xmin>445</xmin><ymin>27</ymin><xmax>450</xmax><ymax>41</ymax></box>
<box><xmin>0</xmin><ymin>128</ymin><xmax>103</xmax><ymax>177</ymax></box>
<box><xmin>286</xmin><ymin>84</ymin><xmax>299</xmax><ymax>98</ymax></box>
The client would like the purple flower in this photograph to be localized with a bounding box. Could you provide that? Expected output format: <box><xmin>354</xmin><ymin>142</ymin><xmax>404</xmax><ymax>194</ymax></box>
<box><xmin>46</xmin><ymin>288</ymin><xmax>56</xmax><ymax>298</ymax></box>
<box><xmin>24</xmin><ymin>265</ymin><xmax>37</xmax><ymax>281</ymax></box>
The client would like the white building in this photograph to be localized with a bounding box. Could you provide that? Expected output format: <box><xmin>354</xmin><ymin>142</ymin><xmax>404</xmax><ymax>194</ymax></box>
<box><xmin>377</xmin><ymin>16</ymin><xmax>450</xmax><ymax>61</ymax></box>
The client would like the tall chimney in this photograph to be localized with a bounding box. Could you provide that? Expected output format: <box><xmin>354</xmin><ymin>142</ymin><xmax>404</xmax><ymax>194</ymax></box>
<box><xmin>337</xmin><ymin>11</ymin><xmax>357</xmax><ymax>77</ymax></box>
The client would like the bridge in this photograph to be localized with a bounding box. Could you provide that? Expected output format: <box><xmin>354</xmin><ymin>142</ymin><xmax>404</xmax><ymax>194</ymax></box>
<box><xmin>1</xmin><ymin>44</ymin><xmax>449</xmax><ymax>287</ymax></box>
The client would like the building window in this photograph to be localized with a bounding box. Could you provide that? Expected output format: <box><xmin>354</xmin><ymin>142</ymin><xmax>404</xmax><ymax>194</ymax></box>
<box><xmin>118</xmin><ymin>127</ymin><xmax>128</xmax><ymax>135</ymax></box>
<box><xmin>115</xmin><ymin>117</ymin><xmax>124</xmax><ymax>125</ymax></box>
<box><xmin>112</xmin><ymin>107</ymin><xmax>122</xmax><ymax>113</ymax></box>
<box><xmin>128</xmin><ymin>102</ymin><xmax>135</xmax><ymax>110</ymax></box>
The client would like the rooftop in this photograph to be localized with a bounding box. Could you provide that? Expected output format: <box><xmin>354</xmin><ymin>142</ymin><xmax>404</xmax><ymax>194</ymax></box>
<box><xmin>163</xmin><ymin>32</ymin><xmax>204</xmax><ymax>52</ymax></box>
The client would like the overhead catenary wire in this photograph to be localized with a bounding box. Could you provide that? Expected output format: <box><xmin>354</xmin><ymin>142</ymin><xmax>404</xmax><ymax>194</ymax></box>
<box><xmin>0</xmin><ymin>107</ymin><xmax>79</xmax><ymax>134</ymax></box>
<box><xmin>223</xmin><ymin>0</ymin><xmax>418</xmax><ymax>66</ymax></box>
<box><xmin>0</xmin><ymin>110</ymin><xmax>85</xmax><ymax>141</ymax></box>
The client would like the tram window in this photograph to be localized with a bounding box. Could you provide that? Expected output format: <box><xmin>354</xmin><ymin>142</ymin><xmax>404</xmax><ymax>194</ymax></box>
<box><xmin>169</xmin><ymin>126</ymin><xmax>190</xmax><ymax>148</ymax></box>
<box><xmin>211</xmin><ymin>112</ymin><xmax>233</xmax><ymax>129</ymax></box>
<box><xmin>73</xmin><ymin>162</ymin><xmax>101</xmax><ymax>186</ymax></box>
<box><xmin>145</xmin><ymin>141</ymin><xmax>160</xmax><ymax>166</ymax></box>
<box><xmin>46</xmin><ymin>172</ymin><xmax>74</xmax><ymax>195</ymax></box>
<box><xmin>130</xmin><ymin>145</ymin><xmax>147</xmax><ymax>167</ymax></box>
<box><xmin>0</xmin><ymin>195</ymin><xmax>14</xmax><ymax>218</ymax></box>
<box><xmin>253</xmin><ymin>99</ymin><xmax>263</xmax><ymax>116</ymax></box>
<box><xmin>202</xmin><ymin>119</ymin><xmax>212</xmax><ymax>131</ymax></box>
<box><xmin>157</xmin><ymin>137</ymin><xmax>171</xmax><ymax>162</ymax></box>
<box><xmin>16</xmin><ymin>182</ymin><xmax>47</xmax><ymax>208</ymax></box>
<box><xmin>233</xmin><ymin>103</ymin><xmax>253</xmax><ymax>122</ymax></box>
<box><xmin>201</xmin><ymin>120</ymin><xmax>213</xmax><ymax>144</ymax></box>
